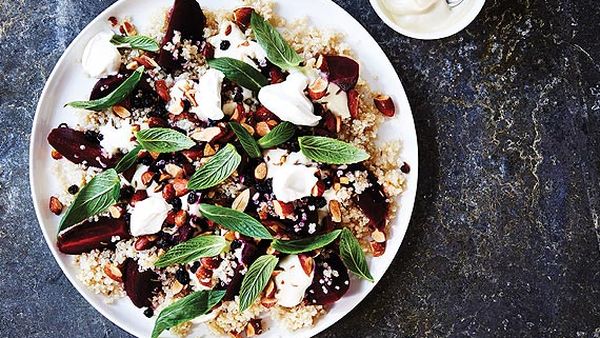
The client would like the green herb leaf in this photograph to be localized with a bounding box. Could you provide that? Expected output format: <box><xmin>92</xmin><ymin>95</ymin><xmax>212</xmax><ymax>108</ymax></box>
<box><xmin>229</xmin><ymin>122</ymin><xmax>261</xmax><ymax>158</ymax></box>
<box><xmin>298</xmin><ymin>136</ymin><xmax>370</xmax><ymax>165</ymax></box>
<box><xmin>239</xmin><ymin>255</ymin><xmax>279</xmax><ymax>312</ymax></box>
<box><xmin>154</xmin><ymin>235</ymin><xmax>228</xmax><ymax>268</ymax></box>
<box><xmin>251</xmin><ymin>12</ymin><xmax>303</xmax><ymax>71</ymax></box>
<box><xmin>272</xmin><ymin>229</ymin><xmax>342</xmax><ymax>254</ymax></box>
<box><xmin>136</xmin><ymin>128</ymin><xmax>195</xmax><ymax>153</ymax></box>
<box><xmin>187</xmin><ymin>144</ymin><xmax>241</xmax><ymax>190</ymax></box>
<box><xmin>151</xmin><ymin>290</ymin><xmax>226</xmax><ymax>338</ymax></box>
<box><xmin>114</xmin><ymin>145</ymin><xmax>142</xmax><ymax>173</ymax></box>
<box><xmin>208</xmin><ymin>57</ymin><xmax>269</xmax><ymax>92</ymax></box>
<box><xmin>257</xmin><ymin>122</ymin><xmax>295</xmax><ymax>149</ymax></box>
<box><xmin>58</xmin><ymin>169</ymin><xmax>120</xmax><ymax>233</ymax></box>
<box><xmin>110</xmin><ymin>34</ymin><xmax>160</xmax><ymax>52</ymax></box>
<box><xmin>66</xmin><ymin>66</ymin><xmax>145</xmax><ymax>111</ymax></box>
<box><xmin>198</xmin><ymin>204</ymin><xmax>272</xmax><ymax>239</ymax></box>
<box><xmin>339</xmin><ymin>228</ymin><xmax>374</xmax><ymax>282</ymax></box>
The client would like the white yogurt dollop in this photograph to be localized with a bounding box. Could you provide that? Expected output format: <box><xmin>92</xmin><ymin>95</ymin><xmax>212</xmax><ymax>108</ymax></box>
<box><xmin>378</xmin><ymin>0</ymin><xmax>463</xmax><ymax>34</ymax></box>
<box><xmin>258</xmin><ymin>72</ymin><xmax>321</xmax><ymax>127</ymax></box>
<box><xmin>264</xmin><ymin>149</ymin><xmax>318</xmax><ymax>203</ymax></box>
<box><xmin>275</xmin><ymin>255</ymin><xmax>314</xmax><ymax>308</ymax></box>
<box><xmin>82</xmin><ymin>32</ymin><xmax>122</xmax><ymax>78</ymax></box>
<box><xmin>130</xmin><ymin>196</ymin><xmax>172</xmax><ymax>236</ymax></box>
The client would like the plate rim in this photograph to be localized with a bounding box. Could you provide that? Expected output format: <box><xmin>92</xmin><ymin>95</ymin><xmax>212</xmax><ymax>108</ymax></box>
<box><xmin>29</xmin><ymin>0</ymin><xmax>419</xmax><ymax>337</ymax></box>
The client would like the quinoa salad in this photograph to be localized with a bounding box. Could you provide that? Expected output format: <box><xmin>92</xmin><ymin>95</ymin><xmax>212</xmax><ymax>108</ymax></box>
<box><xmin>45</xmin><ymin>0</ymin><xmax>409</xmax><ymax>337</ymax></box>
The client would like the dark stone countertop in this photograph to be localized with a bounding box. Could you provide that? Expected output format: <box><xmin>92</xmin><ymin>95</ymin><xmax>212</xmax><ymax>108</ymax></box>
<box><xmin>1</xmin><ymin>0</ymin><xmax>599</xmax><ymax>337</ymax></box>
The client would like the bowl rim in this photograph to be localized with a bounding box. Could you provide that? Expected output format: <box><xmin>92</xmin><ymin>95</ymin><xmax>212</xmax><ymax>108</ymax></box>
<box><xmin>29</xmin><ymin>0</ymin><xmax>420</xmax><ymax>337</ymax></box>
<box><xmin>369</xmin><ymin>0</ymin><xmax>486</xmax><ymax>40</ymax></box>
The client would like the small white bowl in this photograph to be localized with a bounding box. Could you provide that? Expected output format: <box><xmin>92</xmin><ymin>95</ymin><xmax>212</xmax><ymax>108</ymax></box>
<box><xmin>369</xmin><ymin>0</ymin><xmax>485</xmax><ymax>40</ymax></box>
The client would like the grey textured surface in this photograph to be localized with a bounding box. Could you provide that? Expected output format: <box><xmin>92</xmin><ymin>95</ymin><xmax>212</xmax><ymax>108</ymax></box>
<box><xmin>1</xmin><ymin>0</ymin><xmax>599</xmax><ymax>337</ymax></box>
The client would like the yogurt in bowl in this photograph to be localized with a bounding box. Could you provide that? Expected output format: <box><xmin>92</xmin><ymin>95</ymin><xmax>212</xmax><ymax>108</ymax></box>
<box><xmin>370</xmin><ymin>0</ymin><xmax>485</xmax><ymax>40</ymax></box>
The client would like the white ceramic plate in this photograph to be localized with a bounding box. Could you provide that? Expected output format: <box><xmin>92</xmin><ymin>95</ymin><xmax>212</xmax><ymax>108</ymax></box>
<box><xmin>30</xmin><ymin>0</ymin><xmax>418</xmax><ymax>337</ymax></box>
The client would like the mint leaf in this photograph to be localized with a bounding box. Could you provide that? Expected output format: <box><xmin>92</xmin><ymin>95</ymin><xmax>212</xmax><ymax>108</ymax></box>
<box><xmin>154</xmin><ymin>235</ymin><xmax>228</xmax><ymax>268</ymax></box>
<box><xmin>135</xmin><ymin>128</ymin><xmax>195</xmax><ymax>153</ymax></box>
<box><xmin>208</xmin><ymin>57</ymin><xmax>268</xmax><ymax>92</ymax></box>
<box><xmin>229</xmin><ymin>122</ymin><xmax>261</xmax><ymax>158</ymax></box>
<box><xmin>198</xmin><ymin>204</ymin><xmax>272</xmax><ymax>239</ymax></box>
<box><xmin>339</xmin><ymin>228</ymin><xmax>374</xmax><ymax>282</ymax></box>
<box><xmin>257</xmin><ymin>122</ymin><xmax>295</xmax><ymax>149</ymax></box>
<box><xmin>239</xmin><ymin>255</ymin><xmax>279</xmax><ymax>311</ymax></box>
<box><xmin>271</xmin><ymin>230</ymin><xmax>342</xmax><ymax>254</ymax></box>
<box><xmin>299</xmin><ymin>136</ymin><xmax>369</xmax><ymax>165</ymax></box>
<box><xmin>58</xmin><ymin>169</ymin><xmax>120</xmax><ymax>232</ymax></box>
<box><xmin>114</xmin><ymin>145</ymin><xmax>142</xmax><ymax>173</ymax></box>
<box><xmin>187</xmin><ymin>144</ymin><xmax>241</xmax><ymax>190</ymax></box>
<box><xmin>66</xmin><ymin>66</ymin><xmax>145</xmax><ymax>111</ymax></box>
<box><xmin>251</xmin><ymin>12</ymin><xmax>303</xmax><ymax>71</ymax></box>
<box><xmin>151</xmin><ymin>290</ymin><xmax>225</xmax><ymax>338</ymax></box>
<box><xmin>111</xmin><ymin>34</ymin><xmax>159</xmax><ymax>52</ymax></box>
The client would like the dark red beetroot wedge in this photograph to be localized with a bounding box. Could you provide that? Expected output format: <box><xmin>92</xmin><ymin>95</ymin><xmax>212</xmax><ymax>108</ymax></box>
<box><xmin>305</xmin><ymin>251</ymin><xmax>350</xmax><ymax>305</ymax></box>
<box><xmin>57</xmin><ymin>217</ymin><xmax>130</xmax><ymax>255</ymax></box>
<box><xmin>159</xmin><ymin>0</ymin><xmax>206</xmax><ymax>71</ymax></box>
<box><xmin>123</xmin><ymin>258</ymin><xmax>161</xmax><ymax>308</ymax></box>
<box><xmin>90</xmin><ymin>73</ymin><xmax>128</xmax><ymax>100</ymax></box>
<box><xmin>47</xmin><ymin>127</ymin><xmax>119</xmax><ymax>168</ymax></box>
<box><xmin>354</xmin><ymin>170</ymin><xmax>388</xmax><ymax>231</ymax></box>
<box><xmin>318</xmin><ymin>55</ymin><xmax>359</xmax><ymax>91</ymax></box>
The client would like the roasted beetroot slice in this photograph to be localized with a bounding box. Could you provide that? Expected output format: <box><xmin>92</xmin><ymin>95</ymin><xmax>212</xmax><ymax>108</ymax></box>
<box><xmin>57</xmin><ymin>217</ymin><xmax>130</xmax><ymax>255</ymax></box>
<box><xmin>159</xmin><ymin>0</ymin><xmax>206</xmax><ymax>71</ymax></box>
<box><xmin>48</xmin><ymin>127</ymin><xmax>119</xmax><ymax>168</ymax></box>
<box><xmin>123</xmin><ymin>258</ymin><xmax>161</xmax><ymax>308</ymax></box>
<box><xmin>90</xmin><ymin>74</ymin><xmax>127</xmax><ymax>100</ymax></box>
<box><xmin>354</xmin><ymin>171</ymin><xmax>388</xmax><ymax>231</ymax></box>
<box><xmin>305</xmin><ymin>251</ymin><xmax>350</xmax><ymax>305</ymax></box>
<box><xmin>319</xmin><ymin>55</ymin><xmax>359</xmax><ymax>91</ymax></box>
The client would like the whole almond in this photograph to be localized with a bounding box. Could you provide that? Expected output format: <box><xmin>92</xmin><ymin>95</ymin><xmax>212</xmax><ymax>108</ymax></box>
<box><xmin>103</xmin><ymin>263</ymin><xmax>123</xmax><ymax>282</ymax></box>
<box><xmin>49</xmin><ymin>196</ymin><xmax>63</xmax><ymax>215</ymax></box>
<box><xmin>329</xmin><ymin>200</ymin><xmax>342</xmax><ymax>222</ymax></box>
<box><xmin>374</xmin><ymin>94</ymin><xmax>396</xmax><ymax>117</ymax></box>
<box><xmin>135</xmin><ymin>235</ymin><xmax>157</xmax><ymax>251</ymax></box>
<box><xmin>254</xmin><ymin>162</ymin><xmax>268</xmax><ymax>180</ymax></box>
<box><xmin>162</xmin><ymin>183</ymin><xmax>176</xmax><ymax>201</ymax></box>
<box><xmin>112</xmin><ymin>105</ymin><xmax>131</xmax><ymax>118</ymax></box>
<box><xmin>255</xmin><ymin>122</ymin><xmax>271</xmax><ymax>137</ymax></box>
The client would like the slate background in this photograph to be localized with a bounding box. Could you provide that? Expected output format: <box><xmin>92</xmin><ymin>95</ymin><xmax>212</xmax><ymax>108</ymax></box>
<box><xmin>1</xmin><ymin>0</ymin><xmax>599</xmax><ymax>337</ymax></box>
